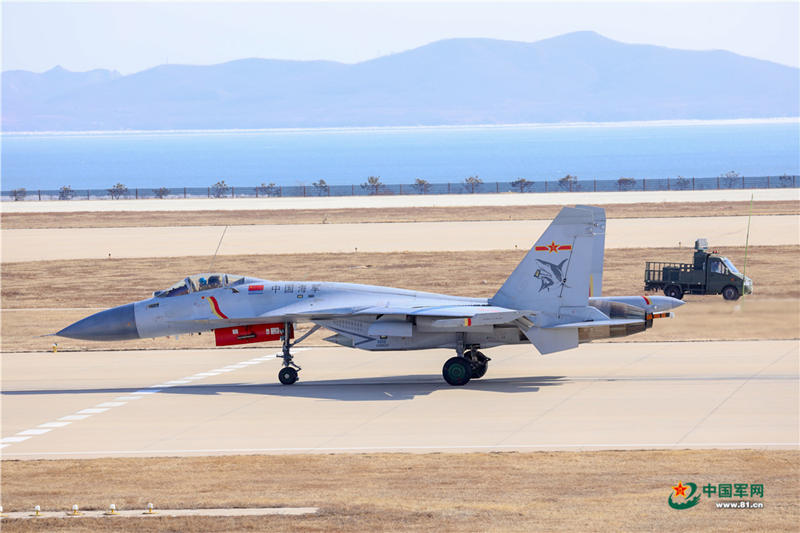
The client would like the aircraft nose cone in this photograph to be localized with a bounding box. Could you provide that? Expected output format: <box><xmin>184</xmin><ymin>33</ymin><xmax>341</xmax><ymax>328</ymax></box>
<box><xmin>57</xmin><ymin>303</ymin><xmax>139</xmax><ymax>341</ymax></box>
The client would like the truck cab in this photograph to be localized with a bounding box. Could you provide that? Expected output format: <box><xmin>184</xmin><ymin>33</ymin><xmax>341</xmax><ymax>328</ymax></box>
<box><xmin>645</xmin><ymin>239</ymin><xmax>753</xmax><ymax>300</ymax></box>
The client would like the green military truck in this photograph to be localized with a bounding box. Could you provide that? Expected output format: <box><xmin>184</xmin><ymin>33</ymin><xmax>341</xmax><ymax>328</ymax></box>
<box><xmin>644</xmin><ymin>239</ymin><xmax>753</xmax><ymax>300</ymax></box>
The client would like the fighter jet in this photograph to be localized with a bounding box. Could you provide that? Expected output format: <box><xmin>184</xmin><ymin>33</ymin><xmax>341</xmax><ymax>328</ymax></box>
<box><xmin>57</xmin><ymin>206</ymin><xmax>683</xmax><ymax>386</ymax></box>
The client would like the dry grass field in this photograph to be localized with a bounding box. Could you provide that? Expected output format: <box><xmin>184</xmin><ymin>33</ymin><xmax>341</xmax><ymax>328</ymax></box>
<box><xmin>2</xmin><ymin>200</ymin><xmax>797</xmax><ymax>229</ymax></box>
<box><xmin>1</xmin><ymin>450</ymin><xmax>797</xmax><ymax>532</ymax></box>
<box><xmin>2</xmin><ymin>246</ymin><xmax>797</xmax><ymax>352</ymax></box>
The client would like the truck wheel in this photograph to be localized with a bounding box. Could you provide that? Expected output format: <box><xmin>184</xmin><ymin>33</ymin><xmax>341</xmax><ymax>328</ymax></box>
<box><xmin>664</xmin><ymin>285</ymin><xmax>683</xmax><ymax>300</ymax></box>
<box><xmin>722</xmin><ymin>286</ymin><xmax>740</xmax><ymax>301</ymax></box>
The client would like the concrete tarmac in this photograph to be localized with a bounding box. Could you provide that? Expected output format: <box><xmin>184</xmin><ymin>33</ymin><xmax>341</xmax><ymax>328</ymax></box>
<box><xmin>2</xmin><ymin>215</ymin><xmax>797</xmax><ymax>262</ymax></box>
<box><xmin>2</xmin><ymin>340</ymin><xmax>797</xmax><ymax>460</ymax></box>
<box><xmin>1</xmin><ymin>188</ymin><xmax>795</xmax><ymax>213</ymax></box>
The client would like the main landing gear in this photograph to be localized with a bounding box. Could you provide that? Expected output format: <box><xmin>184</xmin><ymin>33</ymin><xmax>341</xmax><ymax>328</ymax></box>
<box><xmin>277</xmin><ymin>322</ymin><xmax>321</xmax><ymax>385</ymax></box>
<box><xmin>442</xmin><ymin>347</ymin><xmax>490</xmax><ymax>386</ymax></box>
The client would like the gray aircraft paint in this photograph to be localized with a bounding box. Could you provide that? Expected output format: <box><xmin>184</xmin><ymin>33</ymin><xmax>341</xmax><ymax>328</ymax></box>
<box><xmin>58</xmin><ymin>206</ymin><xmax>684</xmax><ymax>380</ymax></box>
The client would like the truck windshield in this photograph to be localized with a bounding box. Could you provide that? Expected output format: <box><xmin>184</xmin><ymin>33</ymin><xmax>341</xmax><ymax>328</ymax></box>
<box><xmin>721</xmin><ymin>257</ymin><xmax>740</xmax><ymax>275</ymax></box>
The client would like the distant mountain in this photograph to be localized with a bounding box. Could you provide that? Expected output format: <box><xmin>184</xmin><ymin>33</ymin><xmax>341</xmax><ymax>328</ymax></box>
<box><xmin>2</xmin><ymin>32</ymin><xmax>798</xmax><ymax>131</ymax></box>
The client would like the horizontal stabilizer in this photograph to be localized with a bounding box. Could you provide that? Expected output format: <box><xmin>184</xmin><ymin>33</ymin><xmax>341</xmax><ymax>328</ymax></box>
<box><xmin>522</xmin><ymin>326</ymin><xmax>579</xmax><ymax>354</ymax></box>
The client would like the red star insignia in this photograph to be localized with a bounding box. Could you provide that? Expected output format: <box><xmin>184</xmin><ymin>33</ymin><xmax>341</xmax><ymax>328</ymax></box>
<box><xmin>672</xmin><ymin>482</ymin><xmax>688</xmax><ymax>498</ymax></box>
<box><xmin>547</xmin><ymin>241</ymin><xmax>559</xmax><ymax>253</ymax></box>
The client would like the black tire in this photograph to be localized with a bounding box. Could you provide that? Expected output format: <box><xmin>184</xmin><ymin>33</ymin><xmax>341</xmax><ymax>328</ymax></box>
<box><xmin>442</xmin><ymin>357</ymin><xmax>471</xmax><ymax>386</ymax></box>
<box><xmin>722</xmin><ymin>286</ymin><xmax>740</xmax><ymax>301</ymax></box>
<box><xmin>664</xmin><ymin>285</ymin><xmax>683</xmax><ymax>300</ymax></box>
<box><xmin>278</xmin><ymin>367</ymin><xmax>298</xmax><ymax>385</ymax></box>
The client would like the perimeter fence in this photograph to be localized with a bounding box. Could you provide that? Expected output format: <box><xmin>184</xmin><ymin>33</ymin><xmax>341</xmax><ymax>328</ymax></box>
<box><xmin>2</xmin><ymin>175</ymin><xmax>798</xmax><ymax>201</ymax></box>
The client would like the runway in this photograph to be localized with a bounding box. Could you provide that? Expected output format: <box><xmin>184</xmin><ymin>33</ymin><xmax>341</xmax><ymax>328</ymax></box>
<box><xmin>2</xmin><ymin>215</ymin><xmax>797</xmax><ymax>262</ymax></box>
<box><xmin>2</xmin><ymin>340</ymin><xmax>797</xmax><ymax>459</ymax></box>
<box><xmin>1</xmin><ymin>188</ymin><xmax>794</xmax><ymax>213</ymax></box>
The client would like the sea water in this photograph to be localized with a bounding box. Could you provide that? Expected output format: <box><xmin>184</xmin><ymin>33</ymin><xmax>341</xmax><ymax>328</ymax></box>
<box><xmin>1</xmin><ymin>119</ymin><xmax>798</xmax><ymax>190</ymax></box>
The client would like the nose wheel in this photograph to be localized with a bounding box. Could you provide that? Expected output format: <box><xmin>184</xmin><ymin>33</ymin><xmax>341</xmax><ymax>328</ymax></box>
<box><xmin>278</xmin><ymin>366</ymin><xmax>298</xmax><ymax>385</ymax></box>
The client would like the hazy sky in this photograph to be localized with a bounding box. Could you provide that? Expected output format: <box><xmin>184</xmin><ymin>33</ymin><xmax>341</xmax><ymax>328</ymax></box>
<box><xmin>3</xmin><ymin>1</ymin><xmax>798</xmax><ymax>74</ymax></box>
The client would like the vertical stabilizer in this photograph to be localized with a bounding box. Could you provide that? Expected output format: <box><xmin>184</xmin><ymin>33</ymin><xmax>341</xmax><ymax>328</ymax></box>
<box><xmin>490</xmin><ymin>206</ymin><xmax>603</xmax><ymax>314</ymax></box>
<box><xmin>575</xmin><ymin>205</ymin><xmax>606</xmax><ymax>297</ymax></box>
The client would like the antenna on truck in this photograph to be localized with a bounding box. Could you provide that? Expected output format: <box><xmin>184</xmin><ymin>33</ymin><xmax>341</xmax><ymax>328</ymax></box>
<box><xmin>741</xmin><ymin>194</ymin><xmax>753</xmax><ymax>300</ymax></box>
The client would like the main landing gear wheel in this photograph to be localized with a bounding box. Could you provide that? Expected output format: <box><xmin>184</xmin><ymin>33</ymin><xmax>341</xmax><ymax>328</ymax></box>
<box><xmin>278</xmin><ymin>366</ymin><xmax>298</xmax><ymax>385</ymax></box>
<box><xmin>464</xmin><ymin>350</ymin><xmax>490</xmax><ymax>379</ymax></box>
<box><xmin>443</xmin><ymin>357</ymin><xmax>472</xmax><ymax>386</ymax></box>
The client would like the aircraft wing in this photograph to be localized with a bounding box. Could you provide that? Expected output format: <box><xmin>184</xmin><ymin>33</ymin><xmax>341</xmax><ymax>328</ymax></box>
<box><xmin>171</xmin><ymin>303</ymin><xmax>526</xmax><ymax>329</ymax></box>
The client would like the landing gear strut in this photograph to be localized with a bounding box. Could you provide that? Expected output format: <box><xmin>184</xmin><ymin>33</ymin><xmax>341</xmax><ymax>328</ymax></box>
<box><xmin>276</xmin><ymin>322</ymin><xmax>320</xmax><ymax>385</ymax></box>
<box><xmin>464</xmin><ymin>348</ymin><xmax>490</xmax><ymax>379</ymax></box>
<box><xmin>442</xmin><ymin>346</ymin><xmax>490</xmax><ymax>386</ymax></box>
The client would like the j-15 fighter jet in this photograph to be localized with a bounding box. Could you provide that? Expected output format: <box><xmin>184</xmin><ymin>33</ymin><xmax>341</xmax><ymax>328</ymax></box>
<box><xmin>57</xmin><ymin>206</ymin><xmax>683</xmax><ymax>386</ymax></box>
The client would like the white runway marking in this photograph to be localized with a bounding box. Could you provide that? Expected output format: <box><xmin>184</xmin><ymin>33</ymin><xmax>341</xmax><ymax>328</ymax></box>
<box><xmin>0</xmin><ymin>436</ymin><xmax>31</xmax><ymax>443</ymax></box>
<box><xmin>77</xmin><ymin>408</ymin><xmax>110</xmax><ymax>414</ymax></box>
<box><xmin>16</xmin><ymin>429</ymin><xmax>52</xmax><ymax>436</ymax></box>
<box><xmin>0</xmin><ymin>349</ymin><xmax>308</xmax><ymax>451</ymax></box>
<box><xmin>38</xmin><ymin>421</ymin><xmax>71</xmax><ymax>428</ymax></box>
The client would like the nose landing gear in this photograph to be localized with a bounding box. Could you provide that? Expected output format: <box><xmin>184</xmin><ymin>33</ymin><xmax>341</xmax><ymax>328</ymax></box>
<box><xmin>276</xmin><ymin>322</ymin><xmax>320</xmax><ymax>385</ymax></box>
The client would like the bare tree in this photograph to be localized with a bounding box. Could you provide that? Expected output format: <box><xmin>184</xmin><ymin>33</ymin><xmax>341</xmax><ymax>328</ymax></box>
<box><xmin>108</xmin><ymin>182</ymin><xmax>129</xmax><ymax>199</ymax></box>
<box><xmin>153</xmin><ymin>187</ymin><xmax>170</xmax><ymax>199</ymax></box>
<box><xmin>721</xmin><ymin>171</ymin><xmax>740</xmax><ymax>189</ymax></box>
<box><xmin>11</xmin><ymin>188</ymin><xmax>26</xmax><ymax>201</ymax></box>
<box><xmin>361</xmin><ymin>176</ymin><xmax>384</xmax><ymax>195</ymax></box>
<box><xmin>617</xmin><ymin>177</ymin><xmax>636</xmax><ymax>191</ymax></box>
<box><xmin>59</xmin><ymin>185</ymin><xmax>74</xmax><ymax>200</ymax></box>
<box><xmin>412</xmin><ymin>178</ymin><xmax>431</xmax><ymax>194</ymax></box>
<box><xmin>312</xmin><ymin>179</ymin><xmax>330</xmax><ymax>196</ymax></box>
<box><xmin>464</xmin><ymin>175</ymin><xmax>483</xmax><ymax>194</ymax></box>
<box><xmin>211</xmin><ymin>180</ymin><xmax>230</xmax><ymax>198</ymax></box>
<box><xmin>674</xmin><ymin>176</ymin><xmax>690</xmax><ymax>190</ymax></box>
<box><xmin>558</xmin><ymin>174</ymin><xmax>578</xmax><ymax>192</ymax></box>
<box><xmin>510</xmin><ymin>178</ymin><xmax>534</xmax><ymax>192</ymax></box>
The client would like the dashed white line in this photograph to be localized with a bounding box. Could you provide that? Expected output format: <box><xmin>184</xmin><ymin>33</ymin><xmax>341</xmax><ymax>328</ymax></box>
<box><xmin>38</xmin><ymin>421</ymin><xmax>71</xmax><ymax>428</ymax></box>
<box><xmin>17</xmin><ymin>429</ymin><xmax>52</xmax><ymax>436</ymax></box>
<box><xmin>1</xmin><ymin>436</ymin><xmax>31</xmax><ymax>443</ymax></box>
<box><xmin>1</xmin><ymin>349</ymin><xmax>293</xmax><ymax>452</ymax></box>
<box><xmin>77</xmin><ymin>408</ymin><xmax>109</xmax><ymax>414</ymax></box>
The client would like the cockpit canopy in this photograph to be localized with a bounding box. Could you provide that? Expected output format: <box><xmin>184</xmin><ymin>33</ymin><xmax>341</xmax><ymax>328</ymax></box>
<box><xmin>154</xmin><ymin>273</ymin><xmax>247</xmax><ymax>298</ymax></box>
